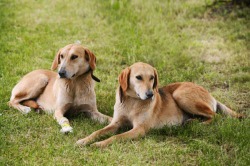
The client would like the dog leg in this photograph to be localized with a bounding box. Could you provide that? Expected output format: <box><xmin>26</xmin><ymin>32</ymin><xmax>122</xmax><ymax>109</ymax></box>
<box><xmin>9</xmin><ymin>92</ymin><xmax>35</xmax><ymax>114</ymax></box>
<box><xmin>54</xmin><ymin>104</ymin><xmax>73</xmax><ymax>133</ymax></box>
<box><xmin>173</xmin><ymin>88</ymin><xmax>216</xmax><ymax>123</ymax></box>
<box><xmin>91</xmin><ymin>126</ymin><xmax>146</xmax><ymax>148</ymax></box>
<box><xmin>89</xmin><ymin>110</ymin><xmax>112</xmax><ymax>124</ymax></box>
<box><xmin>9</xmin><ymin>72</ymin><xmax>49</xmax><ymax>114</ymax></box>
<box><xmin>217</xmin><ymin>101</ymin><xmax>244</xmax><ymax>119</ymax></box>
<box><xmin>194</xmin><ymin>102</ymin><xmax>216</xmax><ymax>124</ymax></box>
<box><xmin>58</xmin><ymin>117</ymin><xmax>73</xmax><ymax>133</ymax></box>
<box><xmin>76</xmin><ymin>122</ymin><xmax>120</xmax><ymax>146</ymax></box>
<box><xmin>22</xmin><ymin>100</ymin><xmax>40</xmax><ymax>109</ymax></box>
<box><xmin>22</xmin><ymin>100</ymin><xmax>42</xmax><ymax>113</ymax></box>
<box><xmin>8</xmin><ymin>100</ymin><xmax>32</xmax><ymax>114</ymax></box>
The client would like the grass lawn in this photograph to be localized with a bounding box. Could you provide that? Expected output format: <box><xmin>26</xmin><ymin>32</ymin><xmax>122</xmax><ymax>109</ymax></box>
<box><xmin>0</xmin><ymin>0</ymin><xmax>249</xmax><ymax>165</ymax></box>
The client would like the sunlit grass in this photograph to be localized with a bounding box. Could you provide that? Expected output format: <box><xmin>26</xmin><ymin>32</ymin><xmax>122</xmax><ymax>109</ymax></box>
<box><xmin>0</xmin><ymin>0</ymin><xmax>249</xmax><ymax>165</ymax></box>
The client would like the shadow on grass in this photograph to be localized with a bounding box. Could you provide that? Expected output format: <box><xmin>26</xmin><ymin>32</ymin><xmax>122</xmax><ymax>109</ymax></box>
<box><xmin>147</xmin><ymin>116</ymin><xmax>249</xmax><ymax>147</ymax></box>
<box><xmin>205</xmin><ymin>0</ymin><xmax>250</xmax><ymax>18</ymax></box>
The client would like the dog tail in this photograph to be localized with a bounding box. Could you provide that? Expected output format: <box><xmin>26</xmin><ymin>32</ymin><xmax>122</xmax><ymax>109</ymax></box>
<box><xmin>216</xmin><ymin>101</ymin><xmax>244</xmax><ymax>119</ymax></box>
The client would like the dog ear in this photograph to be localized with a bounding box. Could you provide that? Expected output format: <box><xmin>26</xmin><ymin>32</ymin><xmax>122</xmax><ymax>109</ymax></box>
<box><xmin>153</xmin><ymin>68</ymin><xmax>159</xmax><ymax>92</ymax></box>
<box><xmin>118</xmin><ymin>67</ymin><xmax>130</xmax><ymax>103</ymax></box>
<box><xmin>85</xmin><ymin>48</ymin><xmax>96</xmax><ymax>71</ymax></box>
<box><xmin>84</xmin><ymin>48</ymin><xmax>101</xmax><ymax>82</ymax></box>
<box><xmin>51</xmin><ymin>49</ymin><xmax>61</xmax><ymax>70</ymax></box>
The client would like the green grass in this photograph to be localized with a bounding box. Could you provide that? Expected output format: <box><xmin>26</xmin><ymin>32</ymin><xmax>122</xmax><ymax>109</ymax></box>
<box><xmin>0</xmin><ymin>0</ymin><xmax>249</xmax><ymax>165</ymax></box>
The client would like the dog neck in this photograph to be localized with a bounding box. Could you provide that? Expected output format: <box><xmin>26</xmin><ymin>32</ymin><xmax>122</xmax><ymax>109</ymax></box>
<box><xmin>58</xmin><ymin>71</ymin><xmax>93</xmax><ymax>93</ymax></box>
<box><xmin>82</xmin><ymin>69</ymin><xmax>100</xmax><ymax>82</ymax></box>
<box><xmin>76</xmin><ymin>70</ymin><xmax>93</xmax><ymax>83</ymax></box>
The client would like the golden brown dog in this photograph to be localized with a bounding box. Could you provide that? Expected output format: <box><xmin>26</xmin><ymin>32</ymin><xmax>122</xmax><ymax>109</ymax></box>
<box><xmin>76</xmin><ymin>62</ymin><xmax>242</xmax><ymax>147</ymax></box>
<box><xmin>9</xmin><ymin>44</ymin><xmax>111</xmax><ymax>133</ymax></box>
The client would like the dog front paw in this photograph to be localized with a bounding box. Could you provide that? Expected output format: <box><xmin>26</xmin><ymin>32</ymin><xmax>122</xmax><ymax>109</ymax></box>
<box><xmin>91</xmin><ymin>141</ymin><xmax>109</xmax><ymax>148</ymax></box>
<box><xmin>60</xmin><ymin>126</ymin><xmax>73</xmax><ymax>133</ymax></box>
<box><xmin>76</xmin><ymin>137</ymin><xmax>92</xmax><ymax>146</ymax></box>
<box><xmin>58</xmin><ymin>117</ymin><xmax>73</xmax><ymax>133</ymax></box>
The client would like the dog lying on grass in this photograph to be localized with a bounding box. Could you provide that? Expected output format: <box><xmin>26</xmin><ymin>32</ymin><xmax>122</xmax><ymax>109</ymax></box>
<box><xmin>76</xmin><ymin>62</ymin><xmax>243</xmax><ymax>147</ymax></box>
<box><xmin>9</xmin><ymin>44</ymin><xmax>112</xmax><ymax>133</ymax></box>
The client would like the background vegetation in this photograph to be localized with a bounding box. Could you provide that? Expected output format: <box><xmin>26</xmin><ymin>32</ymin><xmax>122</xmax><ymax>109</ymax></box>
<box><xmin>0</xmin><ymin>0</ymin><xmax>249</xmax><ymax>165</ymax></box>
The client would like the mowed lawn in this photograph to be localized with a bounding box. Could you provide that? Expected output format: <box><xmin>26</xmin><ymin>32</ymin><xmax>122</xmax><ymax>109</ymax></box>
<box><xmin>0</xmin><ymin>0</ymin><xmax>249</xmax><ymax>165</ymax></box>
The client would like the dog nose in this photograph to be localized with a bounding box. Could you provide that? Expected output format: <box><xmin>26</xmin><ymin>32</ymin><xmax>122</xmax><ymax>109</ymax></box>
<box><xmin>58</xmin><ymin>70</ymin><xmax>66</xmax><ymax>78</ymax></box>
<box><xmin>146</xmin><ymin>91</ymin><xmax>154</xmax><ymax>98</ymax></box>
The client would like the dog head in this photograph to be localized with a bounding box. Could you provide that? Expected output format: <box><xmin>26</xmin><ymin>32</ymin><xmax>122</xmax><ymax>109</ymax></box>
<box><xmin>51</xmin><ymin>44</ymin><xmax>98</xmax><ymax>80</ymax></box>
<box><xmin>119</xmin><ymin>62</ymin><xmax>158</xmax><ymax>102</ymax></box>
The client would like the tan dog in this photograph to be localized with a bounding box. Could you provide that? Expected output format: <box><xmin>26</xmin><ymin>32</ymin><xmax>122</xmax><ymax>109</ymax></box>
<box><xmin>9</xmin><ymin>44</ymin><xmax>111</xmax><ymax>133</ymax></box>
<box><xmin>76</xmin><ymin>62</ymin><xmax>242</xmax><ymax>147</ymax></box>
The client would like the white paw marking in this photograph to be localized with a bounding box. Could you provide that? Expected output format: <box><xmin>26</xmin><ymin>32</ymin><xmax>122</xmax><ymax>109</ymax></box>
<box><xmin>22</xmin><ymin>107</ymin><xmax>31</xmax><ymax>114</ymax></box>
<box><xmin>60</xmin><ymin>126</ymin><xmax>73</xmax><ymax>133</ymax></box>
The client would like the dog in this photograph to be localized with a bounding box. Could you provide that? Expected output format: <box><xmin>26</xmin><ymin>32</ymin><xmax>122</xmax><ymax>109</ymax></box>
<box><xmin>76</xmin><ymin>62</ymin><xmax>243</xmax><ymax>147</ymax></box>
<box><xmin>9</xmin><ymin>44</ymin><xmax>112</xmax><ymax>133</ymax></box>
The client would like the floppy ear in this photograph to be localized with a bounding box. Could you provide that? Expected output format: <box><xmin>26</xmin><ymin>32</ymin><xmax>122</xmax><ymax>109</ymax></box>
<box><xmin>153</xmin><ymin>68</ymin><xmax>159</xmax><ymax>92</ymax></box>
<box><xmin>85</xmin><ymin>48</ymin><xmax>101</xmax><ymax>82</ymax></box>
<box><xmin>51</xmin><ymin>49</ymin><xmax>61</xmax><ymax>70</ymax></box>
<box><xmin>85</xmin><ymin>48</ymin><xmax>96</xmax><ymax>71</ymax></box>
<box><xmin>118</xmin><ymin>67</ymin><xmax>130</xmax><ymax>103</ymax></box>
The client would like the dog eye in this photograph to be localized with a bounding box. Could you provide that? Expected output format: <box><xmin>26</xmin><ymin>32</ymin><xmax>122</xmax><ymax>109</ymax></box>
<box><xmin>60</xmin><ymin>54</ymin><xmax>64</xmax><ymax>59</ymax></box>
<box><xmin>136</xmin><ymin>75</ymin><xmax>142</xmax><ymax>80</ymax></box>
<box><xmin>71</xmin><ymin>55</ymin><xmax>78</xmax><ymax>60</ymax></box>
<box><xmin>150</xmin><ymin>76</ymin><xmax>154</xmax><ymax>80</ymax></box>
